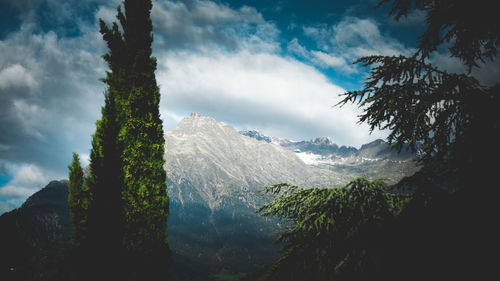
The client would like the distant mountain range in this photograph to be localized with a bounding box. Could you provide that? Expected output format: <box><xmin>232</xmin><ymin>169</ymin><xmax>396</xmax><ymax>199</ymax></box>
<box><xmin>0</xmin><ymin>113</ymin><xmax>420</xmax><ymax>281</ymax></box>
<box><xmin>239</xmin><ymin>130</ymin><xmax>415</xmax><ymax>164</ymax></box>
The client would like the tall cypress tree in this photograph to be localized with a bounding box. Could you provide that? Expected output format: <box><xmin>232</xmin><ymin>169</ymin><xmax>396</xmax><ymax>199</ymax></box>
<box><xmin>79</xmin><ymin>0</ymin><xmax>168</xmax><ymax>278</ymax></box>
<box><xmin>86</xmin><ymin>90</ymin><xmax>124</xmax><ymax>256</ymax></box>
<box><xmin>118</xmin><ymin>0</ymin><xmax>169</xmax><ymax>253</ymax></box>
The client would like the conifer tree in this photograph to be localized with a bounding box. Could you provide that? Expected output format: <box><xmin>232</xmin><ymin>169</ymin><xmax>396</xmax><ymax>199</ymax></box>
<box><xmin>69</xmin><ymin>1</ymin><xmax>169</xmax><ymax>279</ymax></box>
<box><xmin>67</xmin><ymin>153</ymin><xmax>87</xmax><ymax>247</ymax></box>
<box><xmin>88</xmin><ymin>0</ymin><xmax>169</xmax><ymax>277</ymax></box>
<box><xmin>116</xmin><ymin>0</ymin><xmax>169</xmax><ymax>256</ymax></box>
<box><xmin>86</xmin><ymin>90</ymin><xmax>124</xmax><ymax>254</ymax></box>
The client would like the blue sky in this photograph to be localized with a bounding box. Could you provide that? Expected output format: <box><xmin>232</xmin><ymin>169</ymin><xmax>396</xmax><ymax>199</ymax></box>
<box><xmin>1</xmin><ymin>0</ymin><xmax>497</xmax><ymax>213</ymax></box>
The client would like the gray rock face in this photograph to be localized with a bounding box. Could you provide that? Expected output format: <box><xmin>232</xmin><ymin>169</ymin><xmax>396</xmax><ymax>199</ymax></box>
<box><xmin>165</xmin><ymin>114</ymin><xmax>350</xmax><ymax>212</ymax></box>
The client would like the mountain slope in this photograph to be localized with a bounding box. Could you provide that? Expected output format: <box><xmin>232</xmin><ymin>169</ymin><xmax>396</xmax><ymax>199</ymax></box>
<box><xmin>0</xmin><ymin>180</ymin><xmax>72</xmax><ymax>281</ymax></box>
<box><xmin>165</xmin><ymin>113</ymin><xmax>356</xmax><ymax>280</ymax></box>
<box><xmin>166</xmin><ymin>113</ymin><xmax>351</xmax><ymax>211</ymax></box>
<box><xmin>166</xmin><ymin>114</ymin><xmax>420</xmax><ymax>279</ymax></box>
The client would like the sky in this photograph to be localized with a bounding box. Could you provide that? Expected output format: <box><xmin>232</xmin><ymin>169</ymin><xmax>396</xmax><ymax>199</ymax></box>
<box><xmin>1</xmin><ymin>0</ymin><xmax>498</xmax><ymax>213</ymax></box>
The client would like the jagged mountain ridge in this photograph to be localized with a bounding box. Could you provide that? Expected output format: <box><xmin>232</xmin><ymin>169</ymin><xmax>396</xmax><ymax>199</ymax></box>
<box><xmin>239</xmin><ymin>129</ymin><xmax>416</xmax><ymax>165</ymax></box>
<box><xmin>240</xmin><ymin>130</ymin><xmax>415</xmax><ymax>160</ymax></box>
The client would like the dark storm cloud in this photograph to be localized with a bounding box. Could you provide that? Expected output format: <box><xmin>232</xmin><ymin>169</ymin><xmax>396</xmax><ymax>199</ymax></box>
<box><xmin>1</xmin><ymin>0</ymin><xmax>112</xmax><ymax>37</ymax></box>
<box><xmin>0</xmin><ymin>162</ymin><xmax>9</xmax><ymax>176</ymax></box>
<box><xmin>0</xmin><ymin>4</ymin><xmax>109</xmax><ymax>175</ymax></box>
<box><xmin>150</xmin><ymin>0</ymin><xmax>268</xmax><ymax>50</ymax></box>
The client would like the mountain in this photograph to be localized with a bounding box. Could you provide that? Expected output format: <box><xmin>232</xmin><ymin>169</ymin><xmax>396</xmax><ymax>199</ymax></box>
<box><xmin>239</xmin><ymin>129</ymin><xmax>419</xmax><ymax>185</ymax></box>
<box><xmin>0</xmin><ymin>113</ymin><xmax>420</xmax><ymax>281</ymax></box>
<box><xmin>0</xmin><ymin>180</ymin><xmax>72</xmax><ymax>281</ymax></box>
<box><xmin>237</xmin><ymin>130</ymin><xmax>273</xmax><ymax>143</ymax></box>
<box><xmin>239</xmin><ymin>130</ymin><xmax>415</xmax><ymax>162</ymax></box>
<box><xmin>166</xmin><ymin>113</ymin><xmax>353</xmax><ymax>210</ymax></box>
<box><xmin>166</xmin><ymin>113</ymin><xmax>419</xmax><ymax>279</ymax></box>
<box><xmin>165</xmin><ymin>113</ymin><xmax>357</xmax><ymax>280</ymax></box>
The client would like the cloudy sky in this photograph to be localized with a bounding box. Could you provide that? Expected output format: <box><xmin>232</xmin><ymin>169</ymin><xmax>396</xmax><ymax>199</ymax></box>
<box><xmin>1</xmin><ymin>0</ymin><xmax>498</xmax><ymax>213</ymax></box>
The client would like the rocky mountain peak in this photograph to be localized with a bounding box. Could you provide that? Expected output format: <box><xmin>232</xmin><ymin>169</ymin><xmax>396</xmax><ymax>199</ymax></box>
<box><xmin>21</xmin><ymin>180</ymin><xmax>68</xmax><ymax>209</ymax></box>
<box><xmin>164</xmin><ymin>115</ymin><xmax>349</xmax><ymax>211</ymax></box>
<box><xmin>172</xmin><ymin>113</ymin><xmax>232</xmax><ymax>137</ymax></box>
<box><xmin>312</xmin><ymin>137</ymin><xmax>336</xmax><ymax>146</ymax></box>
<box><xmin>239</xmin><ymin>130</ymin><xmax>272</xmax><ymax>143</ymax></box>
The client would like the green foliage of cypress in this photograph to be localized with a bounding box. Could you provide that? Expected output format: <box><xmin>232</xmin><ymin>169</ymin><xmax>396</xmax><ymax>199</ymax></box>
<box><xmin>68</xmin><ymin>153</ymin><xmax>89</xmax><ymax>248</ymax></box>
<box><xmin>95</xmin><ymin>0</ymin><xmax>169</xmax><ymax>254</ymax></box>
<box><xmin>68</xmin><ymin>1</ymin><xmax>169</xmax><ymax>278</ymax></box>
<box><xmin>121</xmin><ymin>85</ymin><xmax>169</xmax><ymax>254</ymax></box>
<box><xmin>86</xmin><ymin>90</ymin><xmax>124</xmax><ymax>253</ymax></box>
<box><xmin>105</xmin><ymin>0</ymin><xmax>169</xmax><ymax>257</ymax></box>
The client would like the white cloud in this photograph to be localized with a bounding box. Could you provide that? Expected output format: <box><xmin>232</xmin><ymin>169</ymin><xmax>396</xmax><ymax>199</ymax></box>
<box><xmin>189</xmin><ymin>0</ymin><xmax>264</xmax><ymax>24</ymax></box>
<box><xmin>95</xmin><ymin>5</ymin><xmax>118</xmax><ymax>25</ymax></box>
<box><xmin>0</xmin><ymin>17</ymin><xmax>106</xmax><ymax>171</ymax></box>
<box><xmin>12</xmin><ymin>99</ymin><xmax>48</xmax><ymax>140</ymax></box>
<box><xmin>287</xmin><ymin>38</ymin><xmax>357</xmax><ymax>74</ymax></box>
<box><xmin>0</xmin><ymin>64</ymin><xmax>38</xmax><ymax>90</ymax></box>
<box><xmin>0</xmin><ymin>164</ymin><xmax>47</xmax><ymax>198</ymax></box>
<box><xmin>157</xmin><ymin>49</ymin><xmax>387</xmax><ymax>147</ymax></box>
<box><xmin>310</xmin><ymin>51</ymin><xmax>356</xmax><ymax>74</ymax></box>
<box><xmin>151</xmin><ymin>0</ymin><xmax>275</xmax><ymax>51</ymax></box>
<box><xmin>287</xmin><ymin>38</ymin><xmax>309</xmax><ymax>58</ymax></box>
<box><xmin>303</xmin><ymin>25</ymin><xmax>332</xmax><ymax>51</ymax></box>
<box><xmin>0</xmin><ymin>185</ymin><xmax>38</xmax><ymax>198</ymax></box>
<box><xmin>311</xmin><ymin>51</ymin><xmax>345</xmax><ymax>68</ymax></box>
<box><xmin>296</xmin><ymin>17</ymin><xmax>412</xmax><ymax>74</ymax></box>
